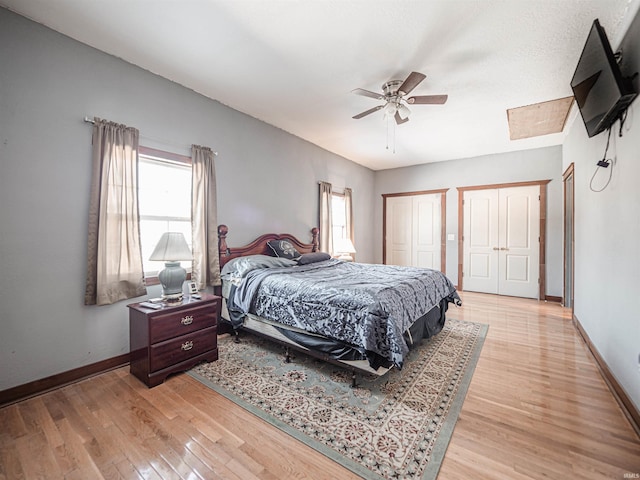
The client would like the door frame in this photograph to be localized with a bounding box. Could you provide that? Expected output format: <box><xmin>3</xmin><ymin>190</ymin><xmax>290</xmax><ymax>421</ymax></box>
<box><xmin>563</xmin><ymin>163</ymin><xmax>575</xmax><ymax>311</ymax></box>
<box><xmin>382</xmin><ymin>188</ymin><xmax>448</xmax><ymax>272</ymax></box>
<box><xmin>457</xmin><ymin>180</ymin><xmax>550</xmax><ymax>299</ymax></box>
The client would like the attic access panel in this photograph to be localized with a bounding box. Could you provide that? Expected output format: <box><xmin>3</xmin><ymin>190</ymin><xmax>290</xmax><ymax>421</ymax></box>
<box><xmin>507</xmin><ymin>96</ymin><xmax>574</xmax><ymax>140</ymax></box>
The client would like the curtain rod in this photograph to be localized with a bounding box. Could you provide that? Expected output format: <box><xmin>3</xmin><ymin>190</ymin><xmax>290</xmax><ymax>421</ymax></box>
<box><xmin>318</xmin><ymin>181</ymin><xmax>351</xmax><ymax>188</ymax></box>
<box><xmin>83</xmin><ymin>116</ymin><xmax>218</xmax><ymax>156</ymax></box>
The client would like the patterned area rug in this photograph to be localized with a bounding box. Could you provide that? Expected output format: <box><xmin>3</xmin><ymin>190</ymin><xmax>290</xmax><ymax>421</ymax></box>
<box><xmin>189</xmin><ymin>318</ymin><xmax>487</xmax><ymax>479</ymax></box>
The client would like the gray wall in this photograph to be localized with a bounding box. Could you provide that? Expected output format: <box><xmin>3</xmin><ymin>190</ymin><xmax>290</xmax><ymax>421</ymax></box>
<box><xmin>0</xmin><ymin>8</ymin><xmax>375</xmax><ymax>390</ymax></box>
<box><xmin>374</xmin><ymin>146</ymin><xmax>564</xmax><ymax>295</ymax></box>
<box><xmin>562</xmin><ymin>8</ymin><xmax>640</xmax><ymax>413</ymax></box>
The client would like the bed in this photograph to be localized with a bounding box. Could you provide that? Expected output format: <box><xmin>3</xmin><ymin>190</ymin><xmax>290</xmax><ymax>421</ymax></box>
<box><xmin>216</xmin><ymin>224</ymin><xmax>461</xmax><ymax>385</ymax></box>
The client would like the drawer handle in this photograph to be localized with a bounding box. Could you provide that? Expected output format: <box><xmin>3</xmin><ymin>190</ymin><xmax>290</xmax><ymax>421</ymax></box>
<box><xmin>181</xmin><ymin>341</ymin><xmax>194</xmax><ymax>351</ymax></box>
<box><xmin>181</xmin><ymin>315</ymin><xmax>194</xmax><ymax>325</ymax></box>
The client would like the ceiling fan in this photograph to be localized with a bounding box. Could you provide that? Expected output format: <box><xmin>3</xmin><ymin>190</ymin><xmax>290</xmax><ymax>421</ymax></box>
<box><xmin>351</xmin><ymin>71</ymin><xmax>448</xmax><ymax>124</ymax></box>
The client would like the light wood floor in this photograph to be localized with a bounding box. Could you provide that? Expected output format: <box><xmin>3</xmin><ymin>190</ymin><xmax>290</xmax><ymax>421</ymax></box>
<box><xmin>1</xmin><ymin>291</ymin><xmax>639</xmax><ymax>479</ymax></box>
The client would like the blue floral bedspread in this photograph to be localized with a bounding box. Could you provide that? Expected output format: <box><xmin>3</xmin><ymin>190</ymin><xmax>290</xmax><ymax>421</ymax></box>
<box><xmin>230</xmin><ymin>259</ymin><xmax>460</xmax><ymax>368</ymax></box>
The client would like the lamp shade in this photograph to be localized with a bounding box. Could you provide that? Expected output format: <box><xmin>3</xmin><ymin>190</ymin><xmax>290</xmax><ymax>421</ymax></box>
<box><xmin>149</xmin><ymin>232</ymin><xmax>192</xmax><ymax>261</ymax></box>
<box><xmin>383</xmin><ymin>101</ymin><xmax>397</xmax><ymax>117</ymax></box>
<box><xmin>334</xmin><ymin>237</ymin><xmax>356</xmax><ymax>254</ymax></box>
<box><xmin>397</xmin><ymin>103</ymin><xmax>411</xmax><ymax>120</ymax></box>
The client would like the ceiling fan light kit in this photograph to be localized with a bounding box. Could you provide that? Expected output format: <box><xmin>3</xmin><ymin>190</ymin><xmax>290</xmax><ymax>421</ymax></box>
<box><xmin>397</xmin><ymin>103</ymin><xmax>411</xmax><ymax>120</ymax></box>
<box><xmin>351</xmin><ymin>71</ymin><xmax>448</xmax><ymax>124</ymax></box>
<box><xmin>383</xmin><ymin>101</ymin><xmax>398</xmax><ymax>117</ymax></box>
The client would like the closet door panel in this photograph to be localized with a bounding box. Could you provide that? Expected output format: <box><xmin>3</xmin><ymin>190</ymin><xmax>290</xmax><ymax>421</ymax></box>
<box><xmin>463</xmin><ymin>189</ymin><xmax>499</xmax><ymax>294</ymax></box>
<box><xmin>386</xmin><ymin>196</ymin><xmax>412</xmax><ymax>266</ymax></box>
<box><xmin>498</xmin><ymin>186</ymin><xmax>539</xmax><ymax>298</ymax></box>
<box><xmin>412</xmin><ymin>194</ymin><xmax>441</xmax><ymax>270</ymax></box>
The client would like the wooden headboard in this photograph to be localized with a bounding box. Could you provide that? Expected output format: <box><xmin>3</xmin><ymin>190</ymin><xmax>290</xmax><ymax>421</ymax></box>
<box><xmin>217</xmin><ymin>224</ymin><xmax>319</xmax><ymax>268</ymax></box>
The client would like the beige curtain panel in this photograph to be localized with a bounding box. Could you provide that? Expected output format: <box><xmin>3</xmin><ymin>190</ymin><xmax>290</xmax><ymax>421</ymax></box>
<box><xmin>191</xmin><ymin>145</ymin><xmax>221</xmax><ymax>289</ymax></box>
<box><xmin>85</xmin><ymin>118</ymin><xmax>147</xmax><ymax>306</ymax></box>
<box><xmin>344</xmin><ymin>187</ymin><xmax>354</xmax><ymax>260</ymax></box>
<box><xmin>319</xmin><ymin>181</ymin><xmax>333</xmax><ymax>254</ymax></box>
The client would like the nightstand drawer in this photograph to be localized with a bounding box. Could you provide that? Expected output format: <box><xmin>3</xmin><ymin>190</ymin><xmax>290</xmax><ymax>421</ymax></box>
<box><xmin>149</xmin><ymin>302</ymin><xmax>218</xmax><ymax>343</ymax></box>
<box><xmin>150</xmin><ymin>327</ymin><xmax>216</xmax><ymax>372</ymax></box>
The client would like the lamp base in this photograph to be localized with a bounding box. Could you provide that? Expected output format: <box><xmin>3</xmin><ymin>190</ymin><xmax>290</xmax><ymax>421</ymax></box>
<box><xmin>162</xmin><ymin>293</ymin><xmax>184</xmax><ymax>305</ymax></box>
<box><xmin>158</xmin><ymin>261</ymin><xmax>186</xmax><ymax>304</ymax></box>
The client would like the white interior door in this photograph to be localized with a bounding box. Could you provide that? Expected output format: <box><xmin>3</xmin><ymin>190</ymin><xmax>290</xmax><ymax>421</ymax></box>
<box><xmin>463</xmin><ymin>186</ymin><xmax>540</xmax><ymax>299</ymax></box>
<box><xmin>385</xmin><ymin>193</ymin><xmax>442</xmax><ymax>270</ymax></box>
<box><xmin>498</xmin><ymin>186</ymin><xmax>540</xmax><ymax>298</ymax></box>
<box><xmin>385</xmin><ymin>196</ymin><xmax>412</xmax><ymax>266</ymax></box>
<box><xmin>412</xmin><ymin>194</ymin><xmax>441</xmax><ymax>270</ymax></box>
<box><xmin>463</xmin><ymin>189</ymin><xmax>499</xmax><ymax>294</ymax></box>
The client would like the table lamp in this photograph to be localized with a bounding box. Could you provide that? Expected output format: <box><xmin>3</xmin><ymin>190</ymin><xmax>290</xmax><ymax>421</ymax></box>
<box><xmin>334</xmin><ymin>238</ymin><xmax>356</xmax><ymax>262</ymax></box>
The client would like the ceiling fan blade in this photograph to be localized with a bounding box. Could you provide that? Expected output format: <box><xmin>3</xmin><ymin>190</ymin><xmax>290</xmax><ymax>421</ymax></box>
<box><xmin>397</xmin><ymin>71</ymin><xmax>426</xmax><ymax>96</ymax></box>
<box><xmin>407</xmin><ymin>94</ymin><xmax>448</xmax><ymax>105</ymax></box>
<box><xmin>352</xmin><ymin>105</ymin><xmax>384</xmax><ymax>119</ymax></box>
<box><xmin>394</xmin><ymin>111</ymin><xmax>409</xmax><ymax>125</ymax></box>
<box><xmin>351</xmin><ymin>88</ymin><xmax>384</xmax><ymax>100</ymax></box>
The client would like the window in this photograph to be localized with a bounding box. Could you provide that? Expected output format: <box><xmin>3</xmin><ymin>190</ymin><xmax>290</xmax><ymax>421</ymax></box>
<box><xmin>138</xmin><ymin>148</ymin><xmax>192</xmax><ymax>278</ymax></box>
<box><xmin>331</xmin><ymin>193</ymin><xmax>346</xmax><ymax>247</ymax></box>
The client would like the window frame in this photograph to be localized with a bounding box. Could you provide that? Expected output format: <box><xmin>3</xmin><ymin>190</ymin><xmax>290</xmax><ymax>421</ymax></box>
<box><xmin>331</xmin><ymin>191</ymin><xmax>347</xmax><ymax>249</ymax></box>
<box><xmin>138</xmin><ymin>146</ymin><xmax>192</xmax><ymax>286</ymax></box>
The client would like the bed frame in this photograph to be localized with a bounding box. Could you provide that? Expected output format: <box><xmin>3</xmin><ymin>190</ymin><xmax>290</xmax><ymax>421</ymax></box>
<box><xmin>216</xmin><ymin>224</ymin><xmax>389</xmax><ymax>386</ymax></box>
<box><xmin>217</xmin><ymin>224</ymin><xmax>319</xmax><ymax>264</ymax></box>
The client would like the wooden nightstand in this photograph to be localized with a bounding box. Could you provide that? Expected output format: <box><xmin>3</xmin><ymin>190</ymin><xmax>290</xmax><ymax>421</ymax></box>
<box><xmin>128</xmin><ymin>294</ymin><xmax>220</xmax><ymax>387</ymax></box>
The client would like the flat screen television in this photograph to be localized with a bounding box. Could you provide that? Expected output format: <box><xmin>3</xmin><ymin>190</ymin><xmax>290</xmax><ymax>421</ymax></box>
<box><xmin>571</xmin><ymin>19</ymin><xmax>637</xmax><ymax>137</ymax></box>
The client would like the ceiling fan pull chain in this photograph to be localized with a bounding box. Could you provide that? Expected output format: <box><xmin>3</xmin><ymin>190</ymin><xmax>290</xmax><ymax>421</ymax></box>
<box><xmin>386</xmin><ymin>117</ymin><xmax>390</xmax><ymax>150</ymax></box>
<box><xmin>393</xmin><ymin>120</ymin><xmax>396</xmax><ymax>154</ymax></box>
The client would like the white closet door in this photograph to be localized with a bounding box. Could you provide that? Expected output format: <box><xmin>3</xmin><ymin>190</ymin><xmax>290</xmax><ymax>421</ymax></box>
<box><xmin>385</xmin><ymin>196</ymin><xmax>412</xmax><ymax>266</ymax></box>
<box><xmin>412</xmin><ymin>194</ymin><xmax>441</xmax><ymax>270</ymax></box>
<box><xmin>463</xmin><ymin>189</ymin><xmax>500</xmax><ymax>294</ymax></box>
<box><xmin>385</xmin><ymin>193</ymin><xmax>442</xmax><ymax>270</ymax></box>
<box><xmin>463</xmin><ymin>185</ymin><xmax>540</xmax><ymax>299</ymax></box>
<box><xmin>498</xmin><ymin>186</ymin><xmax>540</xmax><ymax>298</ymax></box>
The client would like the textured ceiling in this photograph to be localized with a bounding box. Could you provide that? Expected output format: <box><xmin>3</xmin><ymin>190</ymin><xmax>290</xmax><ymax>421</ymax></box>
<box><xmin>1</xmin><ymin>0</ymin><xmax>637</xmax><ymax>170</ymax></box>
